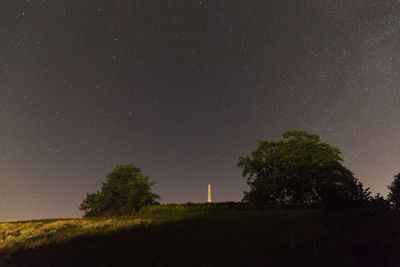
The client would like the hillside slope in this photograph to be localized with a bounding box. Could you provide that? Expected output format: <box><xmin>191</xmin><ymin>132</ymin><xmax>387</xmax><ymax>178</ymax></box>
<box><xmin>1</xmin><ymin>207</ymin><xmax>398</xmax><ymax>266</ymax></box>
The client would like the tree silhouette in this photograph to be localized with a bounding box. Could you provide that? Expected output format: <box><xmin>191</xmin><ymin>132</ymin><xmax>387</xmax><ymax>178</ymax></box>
<box><xmin>80</xmin><ymin>164</ymin><xmax>160</xmax><ymax>217</ymax></box>
<box><xmin>388</xmin><ymin>173</ymin><xmax>400</xmax><ymax>209</ymax></box>
<box><xmin>238</xmin><ymin>130</ymin><xmax>368</xmax><ymax>207</ymax></box>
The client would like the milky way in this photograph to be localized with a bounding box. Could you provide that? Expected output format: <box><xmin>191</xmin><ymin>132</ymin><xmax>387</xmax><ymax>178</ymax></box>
<box><xmin>1</xmin><ymin>0</ymin><xmax>399</xmax><ymax>220</ymax></box>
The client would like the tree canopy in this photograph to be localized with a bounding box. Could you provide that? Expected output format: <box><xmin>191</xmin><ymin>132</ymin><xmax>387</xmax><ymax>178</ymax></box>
<box><xmin>388</xmin><ymin>173</ymin><xmax>400</xmax><ymax>209</ymax></box>
<box><xmin>238</xmin><ymin>130</ymin><xmax>368</xmax><ymax>206</ymax></box>
<box><xmin>80</xmin><ymin>164</ymin><xmax>160</xmax><ymax>217</ymax></box>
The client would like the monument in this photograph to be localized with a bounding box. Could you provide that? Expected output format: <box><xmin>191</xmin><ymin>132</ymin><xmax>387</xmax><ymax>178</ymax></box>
<box><xmin>207</xmin><ymin>184</ymin><xmax>212</xmax><ymax>203</ymax></box>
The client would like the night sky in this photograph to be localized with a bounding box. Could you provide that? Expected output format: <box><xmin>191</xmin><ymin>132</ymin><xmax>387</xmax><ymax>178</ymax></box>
<box><xmin>1</xmin><ymin>0</ymin><xmax>400</xmax><ymax>220</ymax></box>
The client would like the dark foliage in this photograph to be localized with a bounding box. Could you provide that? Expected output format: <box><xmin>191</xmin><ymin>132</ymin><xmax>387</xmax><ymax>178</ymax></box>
<box><xmin>80</xmin><ymin>164</ymin><xmax>160</xmax><ymax>217</ymax></box>
<box><xmin>238</xmin><ymin>130</ymin><xmax>366</xmax><ymax>208</ymax></box>
<box><xmin>317</xmin><ymin>168</ymin><xmax>371</xmax><ymax>212</ymax></box>
<box><xmin>320</xmin><ymin>182</ymin><xmax>397</xmax><ymax>266</ymax></box>
<box><xmin>388</xmin><ymin>173</ymin><xmax>400</xmax><ymax>209</ymax></box>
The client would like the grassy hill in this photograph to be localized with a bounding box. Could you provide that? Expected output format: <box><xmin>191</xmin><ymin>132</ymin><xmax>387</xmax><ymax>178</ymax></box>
<box><xmin>0</xmin><ymin>204</ymin><xmax>398</xmax><ymax>266</ymax></box>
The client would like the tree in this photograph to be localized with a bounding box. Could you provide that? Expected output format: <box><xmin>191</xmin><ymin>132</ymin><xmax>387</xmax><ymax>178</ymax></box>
<box><xmin>80</xmin><ymin>164</ymin><xmax>160</xmax><ymax>217</ymax></box>
<box><xmin>388</xmin><ymin>173</ymin><xmax>400</xmax><ymax>209</ymax></box>
<box><xmin>238</xmin><ymin>130</ymin><xmax>368</xmax><ymax>206</ymax></box>
<box><xmin>316</xmin><ymin>164</ymin><xmax>371</xmax><ymax>211</ymax></box>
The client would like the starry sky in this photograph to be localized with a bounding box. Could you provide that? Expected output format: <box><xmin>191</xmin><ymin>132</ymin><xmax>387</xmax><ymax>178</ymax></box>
<box><xmin>1</xmin><ymin>0</ymin><xmax>400</xmax><ymax>220</ymax></box>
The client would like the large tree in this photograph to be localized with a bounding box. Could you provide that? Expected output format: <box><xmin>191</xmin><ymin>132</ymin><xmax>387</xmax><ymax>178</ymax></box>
<box><xmin>80</xmin><ymin>164</ymin><xmax>160</xmax><ymax>217</ymax></box>
<box><xmin>388</xmin><ymin>173</ymin><xmax>400</xmax><ymax>210</ymax></box>
<box><xmin>238</xmin><ymin>130</ymin><xmax>368</xmax><ymax>206</ymax></box>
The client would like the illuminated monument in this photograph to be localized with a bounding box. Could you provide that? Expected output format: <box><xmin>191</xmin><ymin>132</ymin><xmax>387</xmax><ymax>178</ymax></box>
<box><xmin>207</xmin><ymin>184</ymin><xmax>212</xmax><ymax>203</ymax></box>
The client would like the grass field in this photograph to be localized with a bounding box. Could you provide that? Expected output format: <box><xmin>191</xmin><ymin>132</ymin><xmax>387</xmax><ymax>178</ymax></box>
<box><xmin>0</xmin><ymin>204</ymin><xmax>398</xmax><ymax>266</ymax></box>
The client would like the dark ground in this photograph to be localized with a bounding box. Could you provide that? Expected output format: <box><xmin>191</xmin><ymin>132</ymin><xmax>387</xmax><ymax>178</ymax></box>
<box><xmin>2</xmin><ymin>210</ymin><xmax>400</xmax><ymax>267</ymax></box>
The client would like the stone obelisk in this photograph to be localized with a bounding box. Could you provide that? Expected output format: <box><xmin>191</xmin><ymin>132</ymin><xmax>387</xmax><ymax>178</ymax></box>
<box><xmin>207</xmin><ymin>184</ymin><xmax>212</xmax><ymax>203</ymax></box>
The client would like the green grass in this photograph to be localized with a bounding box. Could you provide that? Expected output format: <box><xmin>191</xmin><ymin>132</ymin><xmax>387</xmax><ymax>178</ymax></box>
<box><xmin>0</xmin><ymin>204</ymin><xmax>207</xmax><ymax>256</ymax></box>
<box><xmin>0</xmin><ymin>203</ymin><xmax>245</xmax><ymax>255</ymax></box>
<box><xmin>0</xmin><ymin>204</ymin><xmax>398</xmax><ymax>266</ymax></box>
<box><xmin>0</xmin><ymin>217</ymin><xmax>155</xmax><ymax>253</ymax></box>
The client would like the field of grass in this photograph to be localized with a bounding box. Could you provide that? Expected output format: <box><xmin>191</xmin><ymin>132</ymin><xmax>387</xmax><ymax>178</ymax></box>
<box><xmin>0</xmin><ymin>204</ymin><xmax>399</xmax><ymax>266</ymax></box>
<box><xmin>0</xmin><ymin>203</ymin><xmax>214</xmax><ymax>256</ymax></box>
<box><xmin>0</xmin><ymin>218</ymin><xmax>155</xmax><ymax>254</ymax></box>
